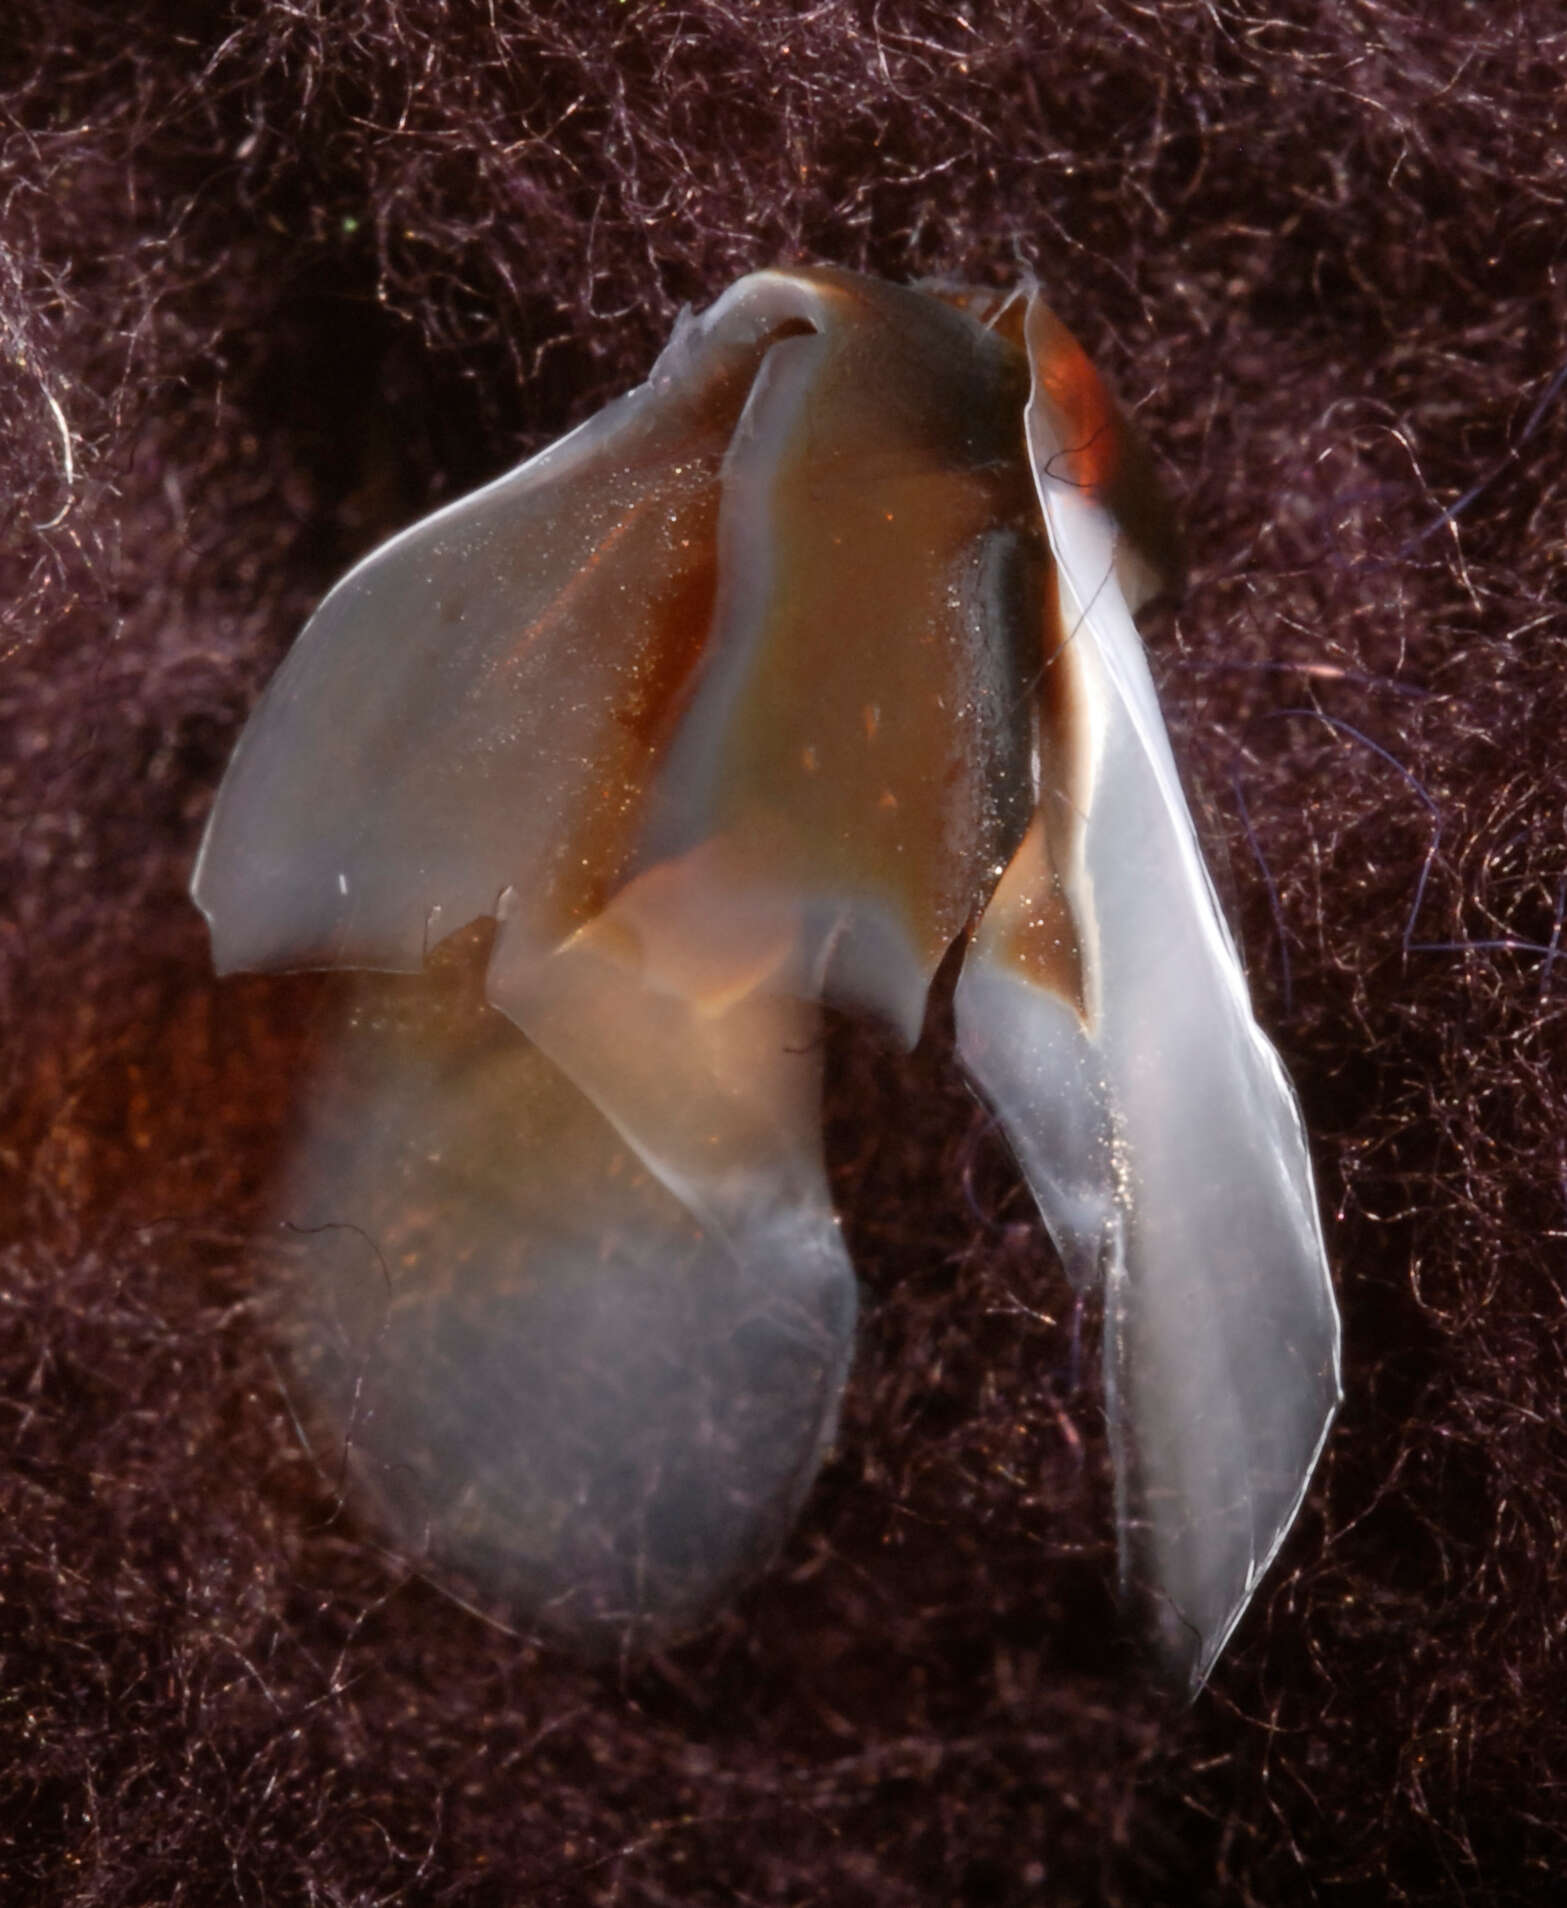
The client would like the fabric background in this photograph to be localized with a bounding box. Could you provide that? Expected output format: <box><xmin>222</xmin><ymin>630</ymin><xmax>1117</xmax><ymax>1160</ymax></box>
<box><xmin>3</xmin><ymin>3</ymin><xmax>1564</xmax><ymax>1901</ymax></box>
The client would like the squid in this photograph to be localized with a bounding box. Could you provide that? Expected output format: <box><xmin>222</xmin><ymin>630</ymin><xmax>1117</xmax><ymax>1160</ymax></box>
<box><xmin>193</xmin><ymin>268</ymin><xmax>1340</xmax><ymax>1690</ymax></box>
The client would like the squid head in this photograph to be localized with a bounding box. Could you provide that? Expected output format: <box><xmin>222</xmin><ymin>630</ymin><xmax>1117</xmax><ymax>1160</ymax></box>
<box><xmin>193</xmin><ymin>267</ymin><xmax>1340</xmax><ymax>1689</ymax></box>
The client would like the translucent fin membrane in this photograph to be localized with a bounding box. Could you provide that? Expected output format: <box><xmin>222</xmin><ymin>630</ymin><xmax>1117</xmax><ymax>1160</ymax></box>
<box><xmin>279</xmin><ymin>935</ymin><xmax>855</xmax><ymax>1649</ymax></box>
<box><xmin>954</xmin><ymin>293</ymin><xmax>1341</xmax><ymax>1689</ymax></box>
<box><xmin>194</xmin><ymin>267</ymin><xmax>1339</xmax><ymax>1677</ymax></box>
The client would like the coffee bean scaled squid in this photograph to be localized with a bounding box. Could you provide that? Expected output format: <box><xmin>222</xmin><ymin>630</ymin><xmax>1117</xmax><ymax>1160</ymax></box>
<box><xmin>194</xmin><ymin>267</ymin><xmax>1340</xmax><ymax>1692</ymax></box>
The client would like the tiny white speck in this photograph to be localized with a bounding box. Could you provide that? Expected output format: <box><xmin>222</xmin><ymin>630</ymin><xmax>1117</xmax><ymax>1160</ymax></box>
<box><xmin>337</xmin><ymin>872</ymin><xmax>348</xmax><ymax>895</ymax></box>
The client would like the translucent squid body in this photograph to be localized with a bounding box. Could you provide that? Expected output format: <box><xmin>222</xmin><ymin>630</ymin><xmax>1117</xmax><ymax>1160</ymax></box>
<box><xmin>193</xmin><ymin>268</ymin><xmax>1341</xmax><ymax>1690</ymax></box>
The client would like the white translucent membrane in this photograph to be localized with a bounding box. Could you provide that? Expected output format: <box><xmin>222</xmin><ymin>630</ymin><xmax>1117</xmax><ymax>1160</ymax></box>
<box><xmin>955</xmin><ymin>295</ymin><xmax>1342</xmax><ymax>1690</ymax></box>
<box><xmin>277</xmin><ymin>954</ymin><xmax>855</xmax><ymax>1644</ymax></box>
<box><xmin>193</xmin><ymin>267</ymin><xmax>1339</xmax><ymax>1676</ymax></box>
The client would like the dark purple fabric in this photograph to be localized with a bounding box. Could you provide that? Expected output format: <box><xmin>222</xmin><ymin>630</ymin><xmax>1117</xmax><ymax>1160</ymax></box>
<box><xmin>3</xmin><ymin>3</ymin><xmax>1563</xmax><ymax>1900</ymax></box>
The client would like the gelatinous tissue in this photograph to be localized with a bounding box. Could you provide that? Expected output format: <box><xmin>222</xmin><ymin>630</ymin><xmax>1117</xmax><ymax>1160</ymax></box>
<box><xmin>192</xmin><ymin>268</ymin><xmax>1341</xmax><ymax>1690</ymax></box>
